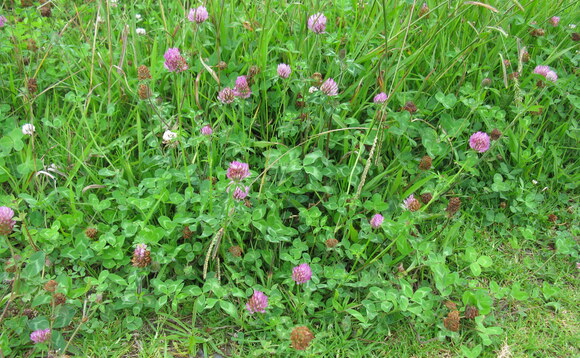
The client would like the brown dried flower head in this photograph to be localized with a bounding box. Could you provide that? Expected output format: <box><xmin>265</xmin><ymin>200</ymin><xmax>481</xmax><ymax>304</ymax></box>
<box><xmin>229</xmin><ymin>245</ymin><xmax>243</xmax><ymax>257</ymax></box>
<box><xmin>138</xmin><ymin>84</ymin><xmax>152</xmax><ymax>100</ymax></box>
<box><xmin>530</xmin><ymin>28</ymin><xmax>545</xmax><ymax>37</ymax></box>
<box><xmin>53</xmin><ymin>293</ymin><xmax>67</xmax><ymax>305</ymax></box>
<box><xmin>27</xmin><ymin>78</ymin><xmax>37</xmax><ymax>94</ymax></box>
<box><xmin>572</xmin><ymin>33</ymin><xmax>580</xmax><ymax>42</ymax></box>
<box><xmin>216</xmin><ymin>61</ymin><xmax>228</xmax><ymax>70</ymax></box>
<box><xmin>419</xmin><ymin>155</ymin><xmax>432</xmax><ymax>170</ymax></box>
<box><xmin>443</xmin><ymin>310</ymin><xmax>460</xmax><ymax>332</ymax></box>
<box><xmin>420</xmin><ymin>192</ymin><xmax>433</xmax><ymax>204</ymax></box>
<box><xmin>182</xmin><ymin>226</ymin><xmax>193</xmax><ymax>239</ymax></box>
<box><xmin>490</xmin><ymin>128</ymin><xmax>502</xmax><ymax>141</ymax></box>
<box><xmin>402</xmin><ymin>101</ymin><xmax>417</xmax><ymax>114</ymax></box>
<box><xmin>132</xmin><ymin>244</ymin><xmax>151</xmax><ymax>268</ymax></box>
<box><xmin>85</xmin><ymin>227</ymin><xmax>98</xmax><ymax>239</ymax></box>
<box><xmin>419</xmin><ymin>3</ymin><xmax>429</xmax><ymax>18</ymax></box>
<box><xmin>44</xmin><ymin>279</ymin><xmax>58</xmax><ymax>292</ymax></box>
<box><xmin>290</xmin><ymin>326</ymin><xmax>315</xmax><ymax>350</ymax></box>
<box><xmin>312</xmin><ymin>72</ymin><xmax>323</xmax><ymax>86</ymax></box>
<box><xmin>137</xmin><ymin>65</ymin><xmax>151</xmax><ymax>80</ymax></box>
<box><xmin>27</xmin><ymin>39</ymin><xmax>38</xmax><ymax>52</ymax></box>
<box><xmin>446</xmin><ymin>197</ymin><xmax>461</xmax><ymax>216</ymax></box>
<box><xmin>481</xmin><ymin>78</ymin><xmax>492</xmax><ymax>87</ymax></box>
<box><xmin>23</xmin><ymin>308</ymin><xmax>38</xmax><ymax>319</ymax></box>
<box><xmin>465</xmin><ymin>305</ymin><xmax>479</xmax><ymax>319</ymax></box>
<box><xmin>325</xmin><ymin>238</ymin><xmax>339</xmax><ymax>248</ymax></box>
<box><xmin>548</xmin><ymin>214</ymin><xmax>557</xmax><ymax>223</ymax></box>
<box><xmin>248</xmin><ymin>65</ymin><xmax>261</xmax><ymax>77</ymax></box>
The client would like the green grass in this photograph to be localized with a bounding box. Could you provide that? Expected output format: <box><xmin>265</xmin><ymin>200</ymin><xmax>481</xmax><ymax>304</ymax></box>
<box><xmin>0</xmin><ymin>0</ymin><xmax>579</xmax><ymax>357</ymax></box>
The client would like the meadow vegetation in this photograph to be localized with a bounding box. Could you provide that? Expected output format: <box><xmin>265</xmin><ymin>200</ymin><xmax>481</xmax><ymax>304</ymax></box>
<box><xmin>0</xmin><ymin>0</ymin><xmax>579</xmax><ymax>357</ymax></box>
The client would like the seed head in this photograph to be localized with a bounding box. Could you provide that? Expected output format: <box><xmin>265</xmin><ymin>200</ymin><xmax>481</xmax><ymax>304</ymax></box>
<box><xmin>420</xmin><ymin>192</ymin><xmax>433</xmax><ymax>204</ymax></box>
<box><xmin>403</xmin><ymin>194</ymin><xmax>421</xmax><ymax>212</ymax></box>
<box><xmin>325</xmin><ymin>238</ymin><xmax>339</xmax><ymax>248</ymax></box>
<box><xmin>490</xmin><ymin>128</ymin><xmax>501</xmax><ymax>140</ymax></box>
<box><xmin>216</xmin><ymin>61</ymin><xmax>227</xmax><ymax>70</ymax></box>
<box><xmin>419</xmin><ymin>155</ymin><xmax>432</xmax><ymax>170</ymax></box>
<box><xmin>53</xmin><ymin>293</ymin><xmax>66</xmax><ymax>305</ymax></box>
<box><xmin>548</xmin><ymin>214</ymin><xmax>557</xmax><ymax>223</ymax></box>
<box><xmin>27</xmin><ymin>78</ymin><xmax>37</xmax><ymax>94</ymax></box>
<box><xmin>229</xmin><ymin>245</ymin><xmax>243</xmax><ymax>257</ymax></box>
<box><xmin>465</xmin><ymin>305</ymin><xmax>479</xmax><ymax>319</ymax></box>
<box><xmin>44</xmin><ymin>280</ymin><xmax>58</xmax><ymax>292</ymax></box>
<box><xmin>137</xmin><ymin>65</ymin><xmax>151</xmax><ymax>80</ymax></box>
<box><xmin>132</xmin><ymin>243</ymin><xmax>151</xmax><ymax>268</ymax></box>
<box><xmin>182</xmin><ymin>226</ymin><xmax>193</xmax><ymax>239</ymax></box>
<box><xmin>290</xmin><ymin>326</ymin><xmax>315</xmax><ymax>350</ymax></box>
<box><xmin>138</xmin><ymin>84</ymin><xmax>152</xmax><ymax>100</ymax></box>
<box><xmin>446</xmin><ymin>197</ymin><xmax>461</xmax><ymax>216</ymax></box>
<box><xmin>481</xmin><ymin>77</ymin><xmax>492</xmax><ymax>87</ymax></box>
<box><xmin>443</xmin><ymin>310</ymin><xmax>460</xmax><ymax>332</ymax></box>
<box><xmin>402</xmin><ymin>101</ymin><xmax>417</xmax><ymax>114</ymax></box>
<box><xmin>419</xmin><ymin>3</ymin><xmax>429</xmax><ymax>18</ymax></box>
<box><xmin>85</xmin><ymin>227</ymin><xmax>98</xmax><ymax>239</ymax></box>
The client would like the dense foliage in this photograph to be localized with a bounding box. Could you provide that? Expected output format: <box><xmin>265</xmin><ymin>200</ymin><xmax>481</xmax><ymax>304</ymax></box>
<box><xmin>0</xmin><ymin>0</ymin><xmax>578</xmax><ymax>357</ymax></box>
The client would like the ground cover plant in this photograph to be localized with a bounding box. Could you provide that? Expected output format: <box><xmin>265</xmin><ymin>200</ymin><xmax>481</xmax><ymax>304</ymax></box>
<box><xmin>0</xmin><ymin>0</ymin><xmax>579</xmax><ymax>357</ymax></box>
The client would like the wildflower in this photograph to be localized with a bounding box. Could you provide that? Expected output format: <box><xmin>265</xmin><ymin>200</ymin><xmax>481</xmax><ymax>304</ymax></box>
<box><xmin>572</xmin><ymin>32</ymin><xmax>580</xmax><ymax>41</ymax></box>
<box><xmin>163</xmin><ymin>48</ymin><xmax>188</xmax><ymax>73</ymax></box>
<box><xmin>403</xmin><ymin>194</ymin><xmax>421</xmax><ymax>212</ymax></box>
<box><xmin>469</xmin><ymin>131</ymin><xmax>490</xmax><ymax>153</ymax></box>
<box><xmin>22</xmin><ymin>123</ymin><xmax>35</xmax><ymax>136</ymax></box>
<box><xmin>443</xmin><ymin>310</ymin><xmax>460</xmax><ymax>332</ymax></box>
<box><xmin>132</xmin><ymin>243</ymin><xmax>151</xmax><ymax>268</ymax></box>
<box><xmin>418</xmin><ymin>155</ymin><xmax>432</xmax><ymax>170</ymax></box>
<box><xmin>490</xmin><ymin>128</ymin><xmax>502</xmax><ymax>140</ymax></box>
<box><xmin>307</xmin><ymin>13</ymin><xmax>326</xmax><ymax>34</ymax></box>
<box><xmin>290</xmin><ymin>326</ymin><xmax>315</xmax><ymax>350</ymax></box>
<box><xmin>85</xmin><ymin>227</ymin><xmax>98</xmax><ymax>239</ymax></box>
<box><xmin>136</xmin><ymin>28</ymin><xmax>146</xmax><ymax>35</ymax></box>
<box><xmin>162</xmin><ymin>130</ymin><xmax>177</xmax><ymax>142</ymax></box>
<box><xmin>232</xmin><ymin>186</ymin><xmax>249</xmax><ymax>201</ymax></box>
<box><xmin>420</xmin><ymin>192</ymin><xmax>433</xmax><ymax>204</ymax></box>
<box><xmin>370</xmin><ymin>214</ymin><xmax>384</xmax><ymax>228</ymax></box>
<box><xmin>0</xmin><ymin>15</ymin><xmax>7</xmax><ymax>28</ymax></box>
<box><xmin>188</xmin><ymin>6</ymin><xmax>209</xmax><ymax>24</ymax></box>
<box><xmin>308</xmin><ymin>86</ymin><xmax>319</xmax><ymax>93</ymax></box>
<box><xmin>30</xmin><ymin>329</ymin><xmax>51</xmax><ymax>344</ymax></box>
<box><xmin>135</xmin><ymin>14</ymin><xmax>142</xmax><ymax>21</ymax></box>
<box><xmin>217</xmin><ymin>87</ymin><xmax>235</xmax><ymax>104</ymax></box>
<box><xmin>227</xmin><ymin>161</ymin><xmax>250</xmax><ymax>181</ymax></box>
<box><xmin>27</xmin><ymin>78</ymin><xmax>37</xmax><ymax>94</ymax></box>
<box><xmin>530</xmin><ymin>28</ymin><xmax>545</xmax><ymax>37</ymax></box>
<box><xmin>325</xmin><ymin>238</ymin><xmax>339</xmax><ymax>248</ymax></box>
<box><xmin>229</xmin><ymin>245</ymin><xmax>243</xmax><ymax>257</ymax></box>
<box><xmin>292</xmin><ymin>263</ymin><xmax>312</xmax><ymax>284</ymax></box>
<box><xmin>44</xmin><ymin>280</ymin><xmax>58</xmax><ymax>292</ymax></box>
<box><xmin>216</xmin><ymin>61</ymin><xmax>227</xmax><ymax>70</ymax></box>
<box><xmin>40</xmin><ymin>2</ymin><xmax>52</xmax><ymax>17</ymax></box>
<box><xmin>137</xmin><ymin>65</ymin><xmax>151</xmax><ymax>80</ymax></box>
<box><xmin>246</xmin><ymin>290</ymin><xmax>268</xmax><ymax>314</ymax></box>
<box><xmin>373</xmin><ymin>92</ymin><xmax>388</xmax><ymax>104</ymax></box>
<box><xmin>533</xmin><ymin>65</ymin><xmax>557</xmax><ymax>82</ymax></box>
<box><xmin>233</xmin><ymin>76</ymin><xmax>251</xmax><ymax>98</ymax></box>
<box><xmin>402</xmin><ymin>101</ymin><xmax>417</xmax><ymax>113</ymax></box>
<box><xmin>182</xmin><ymin>226</ymin><xmax>193</xmax><ymax>239</ymax></box>
<box><xmin>419</xmin><ymin>3</ymin><xmax>429</xmax><ymax>18</ymax></box>
<box><xmin>138</xmin><ymin>84</ymin><xmax>152</xmax><ymax>99</ymax></box>
<box><xmin>277</xmin><ymin>63</ymin><xmax>292</xmax><ymax>78</ymax></box>
<box><xmin>248</xmin><ymin>65</ymin><xmax>261</xmax><ymax>77</ymax></box>
<box><xmin>312</xmin><ymin>72</ymin><xmax>323</xmax><ymax>85</ymax></box>
<box><xmin>446</xmin><ymin>197</ymin><xmax>461</xmax><ymax>216</ymax></box>
<box><xmin>201</xmin><ymin>125</ymin><xmax>213</xmax><ymax>136</ymax></box>
<box><xmin>0</xmin><ymin>206</ymin><xmax>15</xmax><ymax>235</ymax></box>
<box><xmin>320</xmin><ymin>78</ymin><xmax>338</xmax><ymax>96</ymax></box>
<box><xmin>53</xmin><ymin>293</ymin><xmax>66</xmax><ymax>305</ymax></box>
<box><xmin>549</xmin><ymin>16</ymin><xmax>560</xmax><ymax>26</ymax></box>
<box><xmin>548</xmin><ymin>214</ymin><xmax>557</xmax><ymax>222</ymax></box>
<box><xmin>465</xmin><ymin>305</ymin><xmax>479</xmax><ymax>319</ymax></box>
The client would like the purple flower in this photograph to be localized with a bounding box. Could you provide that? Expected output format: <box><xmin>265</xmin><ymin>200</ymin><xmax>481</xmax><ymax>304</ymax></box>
<box><xmin>227</xmin><ymin>161</ymin><xmax>250</xmax><ymax>181</ymax></box>
<box><xmin>308</xmin><ymin>13</ymin><xmax>327</xmax><ymax>34</ymax></box>
<box><xmin>30</xmin><ymin>329</ymin><xmax>51</xmax><ymax>344</ymax></box>
<box><xmin>402</xmin><ymin>194</ymin><xmax>421</xmax><ymax>212</ymax></box>
<box><xmin>201</xmin><ymin>125</ymin><xmax>213</xmax><ymax>136</ymax></box>
<box><xmin>0</xmin><ymin>15</ymin><xmax>7</xmax><ymax>28</ymax></box>
<box><xmin>277</xmin><ymin>63</ymin><xmax>292</xmax><ymax>79</ymax></box>
<box><xmin>246</xmin><ymin>290</ymin><xmax>268</xmax><ymax>314</ymax></box>
<box><xmin>373</xmin><ymin>92</ymin><xmax>388</xmax><ymax>104</ymax></box>
<box><xmin>533</xmin><ymin>65</ymin><xmax>558</xmax><ymax>82</ymax></box>
<box><xmin>233</xmin><ymin>186</ymin><xmax>249</xmax><ymax>201</ymax></box>
<box><xmin>233</xmin><ymin>76</ymin><xmax>251</xmax><ymax>98</ymax></box>
<box><xmin>320</xmin><ymin>78</ymin><xmax>338</xmax><ymax>96</ymax></box>
<box><xmin>469</xmin><ymin>131</ymin><xmax>490</xmax><ymax>153</ymax></box>
<box><xmin>0</xmin><ymin>206</ymin><xmax>15</xmax><ymax>236</ymax></box>
<box><xmin>217</xmin><ymin>87</ymin><xmax>235</xmax><ymax>104</ymax></box>
<box><xmin>292</xmin><ymin>263</ymin><xmax>313</xmax><ymax>284</ymax></box>
<box><xmin>370</xmin><ymin>214</ymin><xmax>384</xmax><ymax>229</ymax></box>
<box><xmin>188</xmin><ymin>6</ymin><xmax>209</xmax><ymax>24</ymax></box>
<box><xmin>164</xmin><ymin>48</ymin><xmax>188</xmax><ymax>73</ymax></box>
<box><xmin>549</xmin><ymin>16</ymin><xmax>560</xmax><ymax>26</ymax></box>
<box><xmin>134</xmin><ymin>243</ymin><xmax>147</xmax><ymax>258</ymax></box>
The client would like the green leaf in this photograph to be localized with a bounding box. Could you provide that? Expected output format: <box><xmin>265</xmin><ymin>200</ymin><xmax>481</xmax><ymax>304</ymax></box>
<box><xmin>470</xmin><ymin>262</ymin><xmax>482</xmax><ymax>276</ymax></box>
<box><xmin>477</xmin><ymin>256</ymin><xmax>492</xmax><ymax>268</ymax></box>
<box><xmin>219</xmin><ymin>300</ymin><xmax>238</xmax><ymax>318</ymax></box>
<box><xmin>22</xmin><ymin>251</ymin><xmax>46</xmax><ymax>279</ymax></box>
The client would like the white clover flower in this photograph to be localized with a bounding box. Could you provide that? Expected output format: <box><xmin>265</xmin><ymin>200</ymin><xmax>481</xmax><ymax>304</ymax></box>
<box><xmin>162</xmin><ymin>130</ymin><xmax>177</xmax><ymax>142</ymax></box>
<box><xmin>136</xmin><ymin>28</ymin><xmax>146</xmax><ymax>35</ymax></box>
<box><xmin>22</xmin><ymin>123</ymin><xmax>35</xmax><ymax>136</ymax></box>
<box><xmin>135</xmin><ymin>14</ymin><xmax>142</xmax><ymax>21</ymax></box>
<box><xmin>569</xmin><ymin>24</ymin><xmax>576</xmax><ymax>29</ymax></box>
<box><xmin>97</xmin><ymin>15</ymin><xmax>104</xmax><ymax>23</ymax></box>
<box><xmin>109</xmin><ymin>0</ymin><xmax>118</xmax><ymax>8</ymax></box>
<box><xmin>309</xmin><ymin>86</ymin><xmax>319</xmax><ymax>93</ymax></box>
